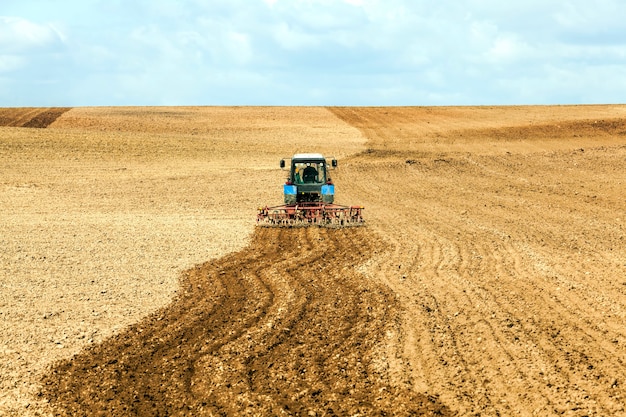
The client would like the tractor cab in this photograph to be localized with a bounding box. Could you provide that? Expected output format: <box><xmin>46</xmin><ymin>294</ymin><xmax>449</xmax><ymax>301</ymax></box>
<box><xmin>293</xmin><ymin>160</ymin><xmax>325</xmax><ymax>184</ymax></box>
<box><xmin>280</xmin><ymin>153</ymin><xmax>337</xmax><ymax>204</ymax></box>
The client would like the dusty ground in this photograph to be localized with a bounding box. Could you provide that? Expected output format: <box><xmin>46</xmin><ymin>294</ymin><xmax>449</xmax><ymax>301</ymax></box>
<box><xmin>1</xmin><ymin>105</ymin><xmax>625</xmax><ymax>415</ymax></box>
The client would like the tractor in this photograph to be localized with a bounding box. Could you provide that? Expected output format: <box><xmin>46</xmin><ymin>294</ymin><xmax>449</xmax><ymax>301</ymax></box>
<box><xmin>257</xmin><ymin>153</ymin><xmax>364</xmax><ymax>227</ymax></box>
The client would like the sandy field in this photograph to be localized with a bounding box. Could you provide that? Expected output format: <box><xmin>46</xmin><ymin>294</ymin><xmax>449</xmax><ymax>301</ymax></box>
<box><xmin>1</xmin><ymin>105</ymin><xmax>625</xmax><ymax>415</ymax></box>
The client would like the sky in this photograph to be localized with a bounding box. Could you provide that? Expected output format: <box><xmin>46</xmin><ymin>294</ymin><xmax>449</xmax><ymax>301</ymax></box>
<box><xmin>1</xmin><ymin>0</ymin><xmax>625</xmax><ymax>106</ymax></box>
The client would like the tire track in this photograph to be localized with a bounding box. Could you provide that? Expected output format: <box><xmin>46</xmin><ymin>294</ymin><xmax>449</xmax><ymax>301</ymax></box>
<box><xmin>41</xmin><ymin>227</ymin><xmax>451</xmax><ymax>416</ymax></box>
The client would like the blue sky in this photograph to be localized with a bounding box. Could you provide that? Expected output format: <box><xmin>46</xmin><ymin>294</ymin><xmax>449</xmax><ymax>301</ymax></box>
<box><xmin>1</xmin><ymin>0</ymin><xmax>625</xmax><ymax>106</ymax></box>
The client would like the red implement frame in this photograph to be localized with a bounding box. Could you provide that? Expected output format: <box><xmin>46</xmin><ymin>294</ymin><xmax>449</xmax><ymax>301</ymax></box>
<box><xmin>257</xmin><ymin>202</ymin><xmax>364</xmax><ymax>227</ymax></box>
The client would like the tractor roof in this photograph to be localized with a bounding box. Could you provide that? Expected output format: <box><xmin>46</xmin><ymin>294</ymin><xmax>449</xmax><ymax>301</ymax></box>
<box><xmin>292</xmin><ymin>153</ymin><xmax>325</xmax><ymax>161</ymax></box>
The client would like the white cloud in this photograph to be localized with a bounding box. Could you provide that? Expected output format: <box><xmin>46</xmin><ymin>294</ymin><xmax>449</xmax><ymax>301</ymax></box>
<box><xmin>272</xmin><ymin>22</ymin><xmax>320</xmax><ymax>50</ymax></box>
<box><xmin>0</xmin><ymin>55</ymin><xmax>25</xmax><ymax>72</ymax></box>
<box><xmin>0</xmin><ymin>16</ymin><xmax>64</xmax><ymax>52</ymax></box>
<box><xmin>0</xmin><ymin>16</ymin><xmax>65</xmax><ymax>77</ymax></box>
<box><xmin>485</xmin><ymin>35</ymin><xmax>533</xmax><ymax>65</ymax></box>
<box><xmin>2</xmin><ymin>0</ymin><xmax>626</xmax><ymax>105</ymax></box>
<box><xmin>554</xmin><ymin>1</ymin><xmax>626</xmax><ymax>32</ymax></box>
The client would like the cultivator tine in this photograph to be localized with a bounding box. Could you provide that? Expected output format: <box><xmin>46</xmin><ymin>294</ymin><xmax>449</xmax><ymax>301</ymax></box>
<box><xmin>257</xmin><ymin>203</ymin><xmax>364</xmax><ymax>228</ymax></box>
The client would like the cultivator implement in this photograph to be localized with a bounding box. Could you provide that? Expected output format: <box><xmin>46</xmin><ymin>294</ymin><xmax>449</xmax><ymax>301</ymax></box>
<box><xmin>257</xmin><ymin>202</ymin><xmax>364</xmax><ymax>227</ymax></box>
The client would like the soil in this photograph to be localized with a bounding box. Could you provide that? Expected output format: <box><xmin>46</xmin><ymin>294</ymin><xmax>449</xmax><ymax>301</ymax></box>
<box><xmin>0</xmin><ymin>108</ymin><xmax>70</xmax><ymax>128</ymax></box>
<box><xmin>1</xmin><ymin>105</ymin><xmax>625</xmax><ymax>416</ymax></box>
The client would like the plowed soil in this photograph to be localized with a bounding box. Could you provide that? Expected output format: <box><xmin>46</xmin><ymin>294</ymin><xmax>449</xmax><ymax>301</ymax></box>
<box><xmin>0</xmin><ymin>107</ymin><xmax>70</xmax><ymax>128</ymax></box>
<box><xmin>42</xmin><ymin>227</ymin><xmax>445</xmax><ymax>416</ymax></box>
<box><xmin>1</xmin><ymin>105</ymin><xmax>626</xmax><ymax>416</ymax></box>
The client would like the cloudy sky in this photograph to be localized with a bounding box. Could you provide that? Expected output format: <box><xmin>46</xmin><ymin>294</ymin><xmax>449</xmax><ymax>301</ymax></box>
<box><xmin>1</xmin><ymin>0</ymin><xmax>625</xmax><ymax>106</ymax></box>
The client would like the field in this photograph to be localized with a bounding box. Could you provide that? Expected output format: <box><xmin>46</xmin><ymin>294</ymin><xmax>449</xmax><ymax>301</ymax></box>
<box><xmin>1</xmin><ymin>105</ymin><xmax>625</xmax><ymax>415</ymax></box>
